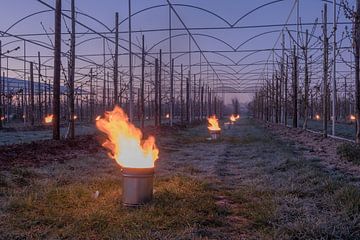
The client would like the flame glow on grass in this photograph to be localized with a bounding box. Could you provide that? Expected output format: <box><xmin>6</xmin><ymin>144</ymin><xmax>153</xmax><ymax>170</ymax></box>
<box><xmin>96</xmin><ymin>106</ymin><xmax>159</xmax><ymax>168</ymax></box>
<box><xmin>208</xmin><ymin>115</ymin><xmax>221</xmax><ymax>131</ymax></box>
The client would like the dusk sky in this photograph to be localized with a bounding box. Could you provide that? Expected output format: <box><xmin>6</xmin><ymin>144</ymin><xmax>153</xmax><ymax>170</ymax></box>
<box><xmin>0</xmin><ymin>0</ymin><xmax>353</xmax><ymax>104</ymax></box>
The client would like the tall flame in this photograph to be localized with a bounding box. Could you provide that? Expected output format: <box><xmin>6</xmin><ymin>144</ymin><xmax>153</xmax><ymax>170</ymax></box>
<box><xmin>44</xmin><ymin>114</ymin><xmax>53</xmax><ymax>123</ymax></box>
<box><xmin>208</xmin><ymin>115</ymin><xmax>221</xmax><ymax>131</ymax></box>
<box><xmin>96</xmin><ymin>106</ymin><xmax>159</xmax><ymax>168</ymax></box>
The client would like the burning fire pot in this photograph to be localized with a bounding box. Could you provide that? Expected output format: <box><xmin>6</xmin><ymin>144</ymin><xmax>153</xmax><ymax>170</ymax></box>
<box><xmin>208</xmin><ymin>115</ymin><xmax>221</xmax><ymax>140</ymax></box>
<box><xmin>209</xmin><ymin>129</ymin><xmax>221</xmax><ymax>140</ymax></box>
<box><xmin>121</xmin><ymin>167</ymin><xmax>154</xmax><ymax>206</ymax></box>
<box><xmin>96</xmin><ymin>106</ymin><xmax>159</xmax><ymax>207</ymax></box>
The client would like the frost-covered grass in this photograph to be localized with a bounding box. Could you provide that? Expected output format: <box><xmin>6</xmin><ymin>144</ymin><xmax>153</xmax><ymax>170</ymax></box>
<box><xmin>0</xmin><ymin>118</ymin><xmax>359</xmax><ymax>239</ymax></box>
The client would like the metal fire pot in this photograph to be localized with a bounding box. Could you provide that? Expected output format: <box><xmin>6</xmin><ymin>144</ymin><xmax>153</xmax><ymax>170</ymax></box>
<box><xmin>209</xmin><ymin>130</ymin><xmax>221</xmax><ymax>140</ymax></box>
<box><xmin>121</xmin><ymin>167</ymin><xmax>154</xmax><ymax>207</ymax></box>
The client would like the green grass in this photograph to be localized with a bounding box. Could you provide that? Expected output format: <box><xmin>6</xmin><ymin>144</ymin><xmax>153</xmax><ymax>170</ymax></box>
<box><xmin>0</xmin><ymin>174</ymin><xmax>228</xmax><ymax>239</ymax></box>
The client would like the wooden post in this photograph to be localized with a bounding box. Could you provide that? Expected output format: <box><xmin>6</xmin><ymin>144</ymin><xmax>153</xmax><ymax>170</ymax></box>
<box><xmin>355</xmin><ymin>0</ymin><xmax>360</xmax><ymax>143</ymax></box>
<box><xmin>0</xmin><ymin>41</ymin><xmax>2</xmax><ymax>129</ymax></box>
<box><xmin>158</xmin><ymin>49</ymin><xmax>162</xmax><ymax>125</ymax></box>
<box><xmin>170</xmin><ymin>58</ymin><xmax>174</xmax><ymax>126</ymax></box>
<box><xmin>292</xmin><ymin>45</ymin><xmax>298</xmax><ymax>128</ymax></box>
<box><xmin>180</xmin><ymin>64</ymin><xmax>184</xmax><ymax>124</ymax></box>
<box><xmin>141</xmin><ymin>35</ymin><xmax>145</xmax><ymax>129</ymax></box>
<box><xmin>114</xmin><ymin>12</ymin><xmax>119</xmax><ymax>105</ymax></box>
<box><xmin>53</xmin><ymin>0</ymin><xmax>62</xmax><ymax>139</ymax></box>
<box><xmin>303</xmin><ymin>29</ymin><xmax>309</xmax><ymax>129</ymax></box>
<box><xmin>37</xmin><ymin>52</ymin><xmax>42</xmax><ymax>121</ymax></box>
<box><xmin>323</xmin><ymin>4</ymin><xmax>329</xmax><ymax>137</ymax></box>
<box><xmin>69</xmin><ymin>0</ymin><xmax>75</xmax><ymax>138</ymax></box>
<box><xmin>186</xmin><ymin>77</ymin><xmax>190</xmax><ymax>123</ymax></box>
<box><xmin>154</xmin><ymin>58</ymin><xmax>159</xmax><ymax>126</ymax></box>
<box><xmin>30</xmin><ymin>62</ymin><xmax>35</xmax><ymax>126</ymax></box>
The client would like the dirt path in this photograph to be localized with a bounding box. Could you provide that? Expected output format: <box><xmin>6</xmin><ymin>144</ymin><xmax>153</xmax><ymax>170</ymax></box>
<box><xmin>0</xmin><ymin>118</ymin><xmax>359</xmax><ymax>239</ymax></box>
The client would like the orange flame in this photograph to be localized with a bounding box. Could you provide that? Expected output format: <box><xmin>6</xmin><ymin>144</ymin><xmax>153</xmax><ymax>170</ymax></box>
<box><xmin>350</xmin><ymin>114</ymin><xmax>356</xmax><ymax>121</ymax></box>
<box><xmin>230</xmin><ymin>114</ymin><xmax>240</xmax><ymax>123</ymax></box>
<box><xmin>73</xmin><ymin>115</ymin><xmax>78</xmax><ymax>120</ymax></box>
<box><xmin>95</xmin><ymin>115</ymin><xmax>101</xmax><ymax>121</ymax></box>
<box><xmin>96</xmin><ymin>106</ymin><xmax>159</xmax><ymax>168</ymax></box>
<box><xmin>315</xmin><ymin>114</ymin><xmax>320</xmax><ymax>120</ymax></box>
<box><xmin>208</xmin><ymin>115</ymin><xmax>221</xmax><ymax>131</ymax></box>
<box><xmin>44</xmin><ymin>114</ymin><xmax>53</xmax><ymax>123</ymax></box>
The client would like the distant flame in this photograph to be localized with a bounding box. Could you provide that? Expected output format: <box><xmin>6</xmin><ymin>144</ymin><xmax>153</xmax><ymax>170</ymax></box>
<box><xmin>95</xmin><ymin>115</ymin><xmax>101</xmax><ymax>121</ymax></box>
<box><xmin>73</xmin><ymin>115</ymin><xmax>78</xmax><ymax>120</ymax></box>
<box><xmin>350</xmin><ymin>114</ymin><xmax>356</xmax><ymax>121</ymax></box>
<box><xmin>208</xmin><ymin>115</ymin><xmax>221</xmax><ymax>131</ymax></box>
<box><xmin>96</xmin><ymin>106</ymin><xmax>159</xmax><ymax>168</ymax></box>
<box><xmin>315</xmin><ymin>114</ymin><xmax>320</xmax><ymax>120</ymax></box>
<box><xmin>230</xmin><ymin>114</ymin><xmax>240</xmax><ymax>122</ymax></box>
<box><xmin>165</xmin><ymin>113</ymin><xmax>170</xmax><ymax>119</ymax></box>
<box><xmin>44</xmin><ymin>114</ymin><xmax>53</xmax><ymax>123</ymax></box>
<box><xmin>0</xmin><ymin>116</ymin><xmax>4</xmax><ymax>121</ymax></box>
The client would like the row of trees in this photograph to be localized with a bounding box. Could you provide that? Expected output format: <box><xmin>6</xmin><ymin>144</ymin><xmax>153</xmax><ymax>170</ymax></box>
<box><xmin>250</xmin><ymin>0</ymin><xmax>360</xmax><ymax>143</ymax></box>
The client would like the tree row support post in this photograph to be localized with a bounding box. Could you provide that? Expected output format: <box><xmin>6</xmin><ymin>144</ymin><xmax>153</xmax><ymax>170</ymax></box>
<box><xmin>69</xmin><ymin>0</ymin><xmax>76</xmax><ymax>139</ymax></box>
<box><xmin>128</xmin><ymin>0</ymin><xmax>133</xmax><ymax>121</ymax></box>
<box><xmin>0</xmin><ymin>41</ymin><xmax>2</xmax><ymax>129</ymax></box>
<box><xmin>114</xmin><ymin>12</ymin><xmax>119</xmax><ymax>105</ymax></box>
<box><xmin>323</xmin><ymin>3</ymin><xmax>329</xmax><ymax>138</ymax></box>
<box><xmin>332</xmin><ymin>0</ymin><xmax>337</xmax><ymax>136</ymax></box>
<box><xmin>292</xmin><ymin>45</ymin><xmax>298</xmax><ymax>128</ymax></box>
<box><xmin>158</xmin><ymin>49</ymin><xmax>162</xmax><ymax>126</ymax></box>
<box><xmin>154</xmin><ymin>58</ymin><xmax>159</xmax><ymax>127</ymax></box>
<box><xmin>170</xmin><ymin>59</ymin><xmax>174</xmax><ymax>126</ymax></box>
<box><xmin>53</xmin><ymin>0</ymin><xmax>62</xmax><ymax>140</ymax></box>
<box><xmin>30</xmin><ymin>62</ymin><xmax>35</xmax><ymax>126</ymax></box>
<box><xmin>141</xmin><ymin>35</ymin><xmax>145</xmax><ymax>129</ymax></box>
<box><xmin>355</xmin><ymin>0</ymin><xmax>360</xmax><ymax>143</ymax></box>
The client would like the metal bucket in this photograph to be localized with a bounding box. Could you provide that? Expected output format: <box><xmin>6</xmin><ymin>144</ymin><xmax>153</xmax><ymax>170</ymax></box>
<box><xmin>121</xmin><ymin>167</ymin><xmax>154</xmax><ymax>207</ymax></box>
<box><xmin>209</xmin><ymin>130</ymin><xmax>221</xmax><ymax>140</ymax></box>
